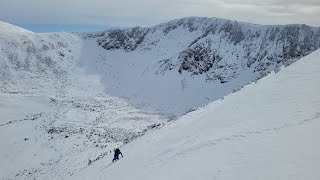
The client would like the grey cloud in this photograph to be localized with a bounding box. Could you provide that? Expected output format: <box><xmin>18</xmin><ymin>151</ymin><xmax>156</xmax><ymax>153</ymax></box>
<box><xmin>0</xmin><ymin>0</ymin><xmax>319</xmax><ymax>27</ymax></box>
<box><xmin>221</xmin><ymin>0</ymin><xmax>320</xmax><ymax>6</ymax></box>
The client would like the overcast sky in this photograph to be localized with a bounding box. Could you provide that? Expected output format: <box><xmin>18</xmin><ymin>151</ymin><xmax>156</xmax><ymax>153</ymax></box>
<box><xmin>0</xmin><ymin>0</ymin><xmax>319</xmax><ymax>28</ymax></box>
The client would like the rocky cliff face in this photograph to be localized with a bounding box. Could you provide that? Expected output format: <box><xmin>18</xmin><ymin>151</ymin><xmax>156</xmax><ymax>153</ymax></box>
<box><xmin>95</xmin><ymin>27</ymin><xmax>149</xmax><ymax>51</ymax></box>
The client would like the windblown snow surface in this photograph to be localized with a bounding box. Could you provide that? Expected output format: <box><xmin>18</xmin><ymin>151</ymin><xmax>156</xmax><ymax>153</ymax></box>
<box><xmin>71</xmin><ymin>50</ymin><xmax>320</xmax><ymax>180</ymax></box>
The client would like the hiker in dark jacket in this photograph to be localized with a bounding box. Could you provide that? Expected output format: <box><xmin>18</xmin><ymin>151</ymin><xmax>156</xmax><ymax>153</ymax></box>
<box><xmin>112</xmin><ymin>148</ymin><xmax>123</xmax><ymax>162</ymax></box>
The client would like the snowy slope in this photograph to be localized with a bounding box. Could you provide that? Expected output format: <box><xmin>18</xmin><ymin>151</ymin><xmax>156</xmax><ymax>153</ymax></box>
<box><xmin>0</xmin><ymin>22</ymin><xmax>167</xmax><ymax>180</ymax></box>
<box><xmin>82</xmin><ymin>17</ymin><xmax>320</xmax><ymax>115</ymax></box>
<box><xmin>72</xmin><ymin>49</ymin><xmax>320</xmax><ymax>180</ymax></box>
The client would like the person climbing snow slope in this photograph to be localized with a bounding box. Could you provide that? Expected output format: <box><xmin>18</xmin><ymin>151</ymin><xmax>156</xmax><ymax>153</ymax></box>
<box><xmin>112</xmin><ymin>148</ymin><xmax>123</xmax><ymax>162</ymax></box>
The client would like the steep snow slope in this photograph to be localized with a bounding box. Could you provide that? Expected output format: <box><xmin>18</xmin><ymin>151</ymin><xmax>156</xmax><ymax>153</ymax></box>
<box><xmin>72</xmin><ymin>49</ymin><xmax>320</xmax><ymax>180</ymax></box>
<box><xmin>0</xmin><ymin>22</ymin><xmax>167</xmax><ymax>180</ymax></box>
<box><xmin>82</xmin><ymin>17</ymin><xmax>320</xmax><ymax>115</ymax></box>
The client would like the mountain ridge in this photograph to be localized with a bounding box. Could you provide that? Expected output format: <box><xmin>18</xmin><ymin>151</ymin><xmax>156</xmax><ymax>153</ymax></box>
<box><xmin>81</xmin><ymin>16</ymin><xmax>320</xmax><ymax>114</ymax></box>
<box><xmin>2</xmin><ymin>17</ymin><xmax>319</xmax><ymax>115</ymax></box>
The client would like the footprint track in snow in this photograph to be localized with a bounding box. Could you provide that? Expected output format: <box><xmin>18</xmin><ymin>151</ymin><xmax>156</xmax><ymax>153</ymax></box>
<box><xmin>169</xmin><ymin>113</ymin><xmax>320</xmax><ymax>159</ymax></box>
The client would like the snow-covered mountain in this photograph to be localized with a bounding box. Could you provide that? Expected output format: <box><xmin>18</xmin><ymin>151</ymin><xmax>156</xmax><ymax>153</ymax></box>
<box><xmin>0</xmin><ymin>17</ymin><xmax>320</xmax><ymax>180</ymax></box>
<box><xmin>71</xmin><ymin>49</ymin><xmax>320</xmax><ymax>180</ymax></box>
<box><xmin>2</xmin><ymin>17</ymin><xmax>320</xmax><ymax>116</ymax></box>
<box><xmin>82</xmin><ymin>17</ymin><xmax>320</xmax><ymax>115</ymax></box>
